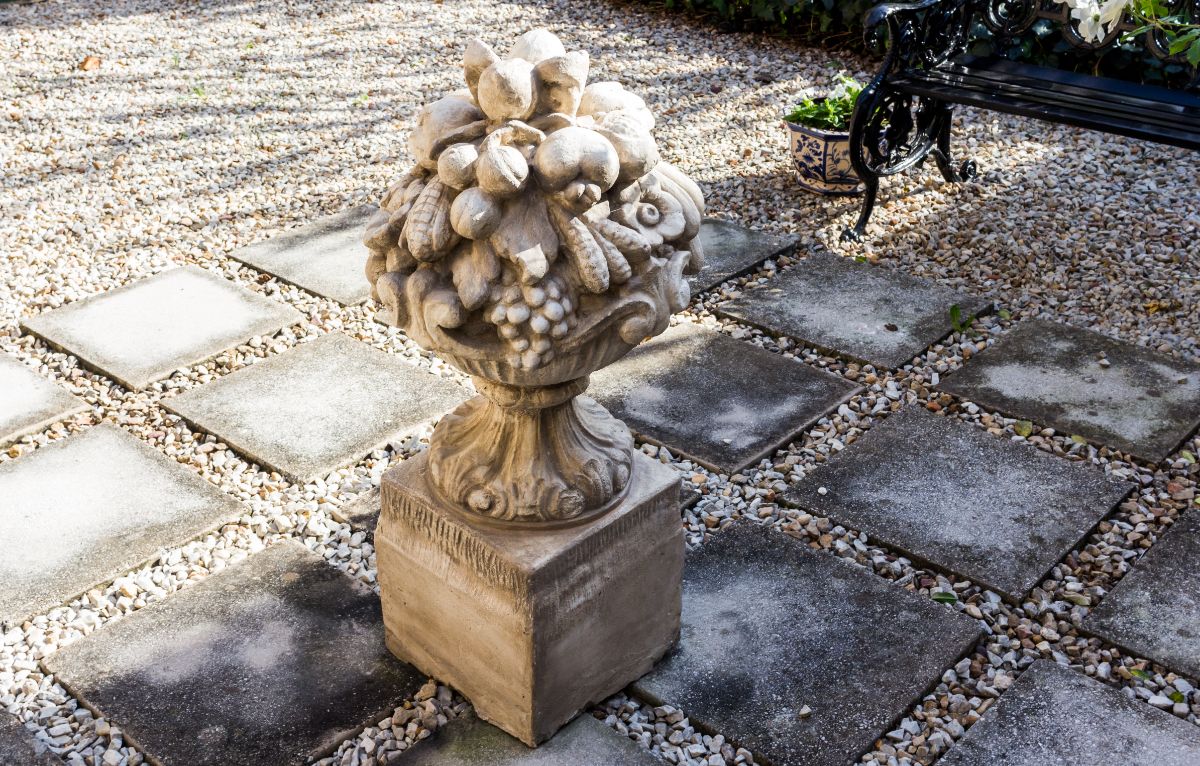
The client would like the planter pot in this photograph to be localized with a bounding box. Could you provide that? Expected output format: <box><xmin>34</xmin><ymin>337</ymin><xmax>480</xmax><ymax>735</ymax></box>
<box><xmin>784</xmin><ymin>119</ymin><xmax>862</xmax><ymax>196</ymax></box>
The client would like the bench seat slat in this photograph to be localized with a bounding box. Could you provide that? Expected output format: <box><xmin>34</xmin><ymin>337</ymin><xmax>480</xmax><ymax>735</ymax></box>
<box><xmin>894</xmin><ymin>61</ymin><xmax>1200</xmax><ymax>151</ymax></box>
<box><xmin>899</xmin><ymin>70</ymin><xmax>1200</xmax><ymax>137</ymax></box>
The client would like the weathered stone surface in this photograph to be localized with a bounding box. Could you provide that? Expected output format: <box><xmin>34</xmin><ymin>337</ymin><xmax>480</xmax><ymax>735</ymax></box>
<box><xmin>377</xmin><ymin>450</ymin><xmax>683</xmax><ymax>746</ymax></box>
<box><xmin>20</xmin><ymin>266</ymin><xmax>301</xmax><ymax>390</ymax></box>
<box><xmin>688</xmin><ymin>218</ymin><xmax>797</xmax><ymax>295</ymax></box>
<box><xmin>43</xmin><ymin>541</ymin><xmax>424</xmax><ymax>766</ymax></box>
<box><xmin>938</xmin><ymin>661</ymin><xmax>1200</xmax><ymax>766</ymax></box>
<box><xmin>0</xmin><ymin>355</ymin><xmax>86</xmax><ymax>447</ymax></box>
<box><xmin>633</xmin><ymin>523</ymin><xmax>982</xmax><ymax>766</ymax></box>
<box><xmin>365</xmin><ymin>30</ymin><xmax>704</xmax><ymax>526</ymax></box>
<box><xmin>716</xmin><ymin>252</ymin><xmax>991</xmax><ymax>369</ymax></box>
<box><xmin>787</xmin><ymin>408</ymin><xmax>1132</xmax><ymax>601</ymax></box>
<box><xmin>589</xmin><ymin>323</ymin><xmax>860</xmax><ymax>473</ymax></box>
<box><xmin>1084</xmin><ymin>511</ymin><xmax>1200</xmax><ymax>678</ymax></box>
<box><xmin>164</xmin><ymin>333</ymin><xmax>468</xmax><ymax>483</ymax></box>
<box><xmin>0</xmin><ymin>425</ymin><xmax>243</xmax><ymax>627</ymax></box>
<box><xmin>399</xmin><ymin>713</ymin><xmax>660</xmax><ymax>765</ymax></box>
<box><xmin>938</xmin><ymin>319</ymin><xmax>1200</xmax><ymax>463</ymax></box>
<box><xmin>0</xmin><ymin>711</ymin><xmax>64</xmax><ymax>766</ymax></box>
<box><xmin>338</xmin><ymin>481</ymin><xmax>700</xmax><ymax>533</ymax></box>
<box><xmin>229</xmin><ymin>205</ymin><xmax>376</xmax><ymax>305</ymax></box>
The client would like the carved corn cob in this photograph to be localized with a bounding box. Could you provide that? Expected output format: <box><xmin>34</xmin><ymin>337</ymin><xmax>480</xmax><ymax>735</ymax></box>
<box><xmin>549</xmin><ymin>203</ymin><xmax>608</xmax><ymax>293</ymax></box>
<box><xmin>404</xmin><ymin>178</ymin><xmax>460</xmax><ymax>262</ymax></box>
<box><xmin>588</xmin><ymin>223</ymin><xmax>632</xmax><ymax>284</ymax></box>
<box><xmin>588</xmin><ymin>217</ymin><xmax>652</xmax><ymax>263</ymax></box>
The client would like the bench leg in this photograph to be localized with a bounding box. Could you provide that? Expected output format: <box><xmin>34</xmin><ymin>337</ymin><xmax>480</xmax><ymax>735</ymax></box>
<box><xmin>841</xmin><ymin>171</ymin><xmax>879</xmax><ymax>243</ymax></box>
<box><xmin>931</xmin><ymin>107</ymin><xmax>978</xmax><ymax>184</ymax></box>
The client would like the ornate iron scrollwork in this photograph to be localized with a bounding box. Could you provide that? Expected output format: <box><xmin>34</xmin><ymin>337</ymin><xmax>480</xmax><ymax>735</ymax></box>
<box><xmin>981</xmin><ymin>0</ymin><xmax>1041</xmax><ymax>39</ymax></box>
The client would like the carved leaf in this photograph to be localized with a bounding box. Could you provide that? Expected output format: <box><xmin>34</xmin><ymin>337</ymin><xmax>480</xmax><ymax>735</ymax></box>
<box><xmin>403</xmin><ymin>178</ymin><xmax>460</xmax><ymax>262</ymax></box>
<box><xmin>450</xmin><ymin>240</ymin><xmax>501</xmax><ymax>311</ymax></box>
<box><xmin>490</xmin><ymin>193</ymin><xmax>559</xmax><ymax>267</ymax></box>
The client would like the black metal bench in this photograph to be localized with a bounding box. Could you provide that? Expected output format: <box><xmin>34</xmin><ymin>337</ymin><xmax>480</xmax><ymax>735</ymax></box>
<box><xmin>843</xmin><ymin>0</ymin><xmax>1200</xmax><ymax>241</ymax></box>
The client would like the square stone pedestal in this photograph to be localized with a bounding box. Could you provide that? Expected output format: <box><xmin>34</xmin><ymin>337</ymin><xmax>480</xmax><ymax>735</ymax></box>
<box><xmin>376</xmin><ymin>450</ymin><xmax>683</xmax><ymax>746</ymax></box>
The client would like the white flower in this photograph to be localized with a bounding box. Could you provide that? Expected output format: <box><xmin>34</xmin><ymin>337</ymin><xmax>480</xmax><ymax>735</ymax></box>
<box><xmin>1098</xmin><ymin>0</ymin><xmax>1130</xmax><ymax>29</ymax></box>
<box><xmin>1056</xmin><ymin>0</ymin><xmax>1131</xmax><ymax>43</ymax></box>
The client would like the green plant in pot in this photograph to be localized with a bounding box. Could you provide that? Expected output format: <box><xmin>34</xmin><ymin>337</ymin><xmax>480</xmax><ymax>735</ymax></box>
<box><xmin>784</xmin><ymin>78</ymin><xmax>863</xmax><ymax>196</ymax></box>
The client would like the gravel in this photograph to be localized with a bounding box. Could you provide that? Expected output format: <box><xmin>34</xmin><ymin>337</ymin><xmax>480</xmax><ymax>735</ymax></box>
<box><xmin>1</xmin><ymin>1</ymin><xmax>1197</xmax><ymax>765</ymax></box>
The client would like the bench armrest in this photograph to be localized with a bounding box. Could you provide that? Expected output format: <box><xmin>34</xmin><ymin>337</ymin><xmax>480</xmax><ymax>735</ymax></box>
<box><xmin>862</xmin><ymin>0</ymin><xmax>973</xmax><ymax>68</ymax></box>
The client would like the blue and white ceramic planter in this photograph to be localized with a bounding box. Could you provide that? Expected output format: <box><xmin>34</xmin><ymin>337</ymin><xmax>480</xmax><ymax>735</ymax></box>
<box><xmin>784</xmin><ymin>119</ymin><xmax>862</xmax><ymax>196</ymax></box>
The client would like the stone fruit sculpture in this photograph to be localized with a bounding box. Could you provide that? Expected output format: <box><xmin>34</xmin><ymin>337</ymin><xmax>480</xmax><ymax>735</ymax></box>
<box><xmin>364</xmin><ymin>28</ymin><xmax>705</xmax><ymax>524</ymax></box>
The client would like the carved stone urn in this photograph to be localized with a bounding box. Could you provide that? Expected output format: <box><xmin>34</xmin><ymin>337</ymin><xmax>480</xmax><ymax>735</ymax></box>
<box><xmin>365</xmin><ymin>28</ymin><xmax>702</xmax><ymax>745</ymax></box>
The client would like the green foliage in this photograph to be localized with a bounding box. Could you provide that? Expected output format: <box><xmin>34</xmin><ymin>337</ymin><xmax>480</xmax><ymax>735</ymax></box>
<box><xmin>661</xmin><ymin>0</ymin><xmax>878</xmax><ymax>40</ymax></box>
<box><xmin>784</xmin><ymin>78</ymin><xmax>862</xmax><ymax>130</ymax></box>
<box><xmin>659</xmin><ymin>0</ymin><xmax>1198</xmax><ymax>87</ymax></box>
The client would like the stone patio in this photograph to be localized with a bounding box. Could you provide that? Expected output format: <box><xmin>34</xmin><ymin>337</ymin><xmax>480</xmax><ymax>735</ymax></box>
<box><xmin>0</xmin><ymin>355</ymin><xmax>86</xmax><ymax>447</ymax></box>
<box><xmin>3</xmin><ymin>2</ymin><xmax>1200</xmax><ymax>760</ymax></box>
<box><xmin>937</xmin><ymin>661</ymin><xmax>1200</xmax><ymax>766</ymax></box>
<box><xmin>938</xmin><ymin>319</ymin><xmax>1200</xmax><ymax>463</ymax></box>
<box><xmin>43</xmin><ymin>541</ymin><xmax>424</xmax><ymax>766</ymax></box>
<box><xmin>716</xmin><ymin>252</ymin><xmax>991</xmax><ymax>369</ymax></box>
<box><xmin>163</xmin><ymin>333</ymin><xmax>468</xmax><ymax>482</ymax></box>
<box><xmin>786</xmin><ymin>407</ymin><xmax>1133</xmax><ymax>601</ymax></box>
<box><xmin>0</xmin><ymin>424</ymin><xmax>244</xmax><ymax>627</ymax></box>
<box><xmin>589</xmin><ymin>323</ymin><xmax>860</xmax><ymax>473</ymax></box>
<box><xmin>228</xmin><ymin>205</ymin><xmax>376</xmax><ymax>306</ymax></box>
<box><xmin>20</xmin><ymin>266</ymin><xmax>302</xmax><ymax>390</ymax></box>
<box><xmin>1085</xmin><ymin>511</ymin><xmax>1200</xmax><ymax>679</ymax></box>
<box><xmin>632</xmin><ymin>523</ymin><xmax>982</xmax><ymax>766</ymax></box>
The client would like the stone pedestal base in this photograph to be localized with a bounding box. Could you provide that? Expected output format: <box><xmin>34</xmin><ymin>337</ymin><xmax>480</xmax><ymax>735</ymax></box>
<box><xmin>376</xmin><ymin>450</ymin><xmax>683</xmax><ymax>746</ymax></box>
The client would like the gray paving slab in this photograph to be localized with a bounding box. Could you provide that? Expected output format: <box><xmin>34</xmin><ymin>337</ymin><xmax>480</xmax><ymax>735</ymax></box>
<box><xmin>632</xmin><ymin>523</ymin><xmax>982</xmax><ymax>766</ymax></box>
<box><xmin>0</xmin><ymin>424</ymin><xmax>244</xmax><ymax>627</ymax></box>
<box><xmin>228</xmin><ymin>205</ymin><xmax>375</xmax><ymax>306</ymax></box>
<box><xmin>689</xmin><ymin>218</ymin><xmax>797</xmax><ymax>295</ymax></box>
<box><xmin>938</xmin><ymin>319</ymin><xmax>1200</xmax><ymax>463</ymax></box>
<box><xmin>332</xmin><ymin>486</ymin><xmax>382</xmax><ymax>532</ymax></box>
<box><xmin>20</xmin><ymin>266</ymin><xmax>302</xmax><ymax>390</ymax></box>
<box><xmin>0</xmin><ymin>711</ymin><xmax>64</xmax><ymax>766</ymax></box>
<box><xmin>164</xmin><ymin>333</ymin><xmax>468</xmax><ymax>483</ymax></box>
<box><xmin>787</xmin><ymin>408</ymin><xmax>1132</xmax><ymax>601</ymax></box>
<box><xmin>938</xmin><ymin>660</ymin><xmax>1200</xmax><ymax>766</ymax></box>
<box><xmin>716</xmin><ymin>252</ymin><xmax>991</xmax><ymax>369</ymax></box>
<box><xmin>398</xmin><ymin>713</ymin><xmax>659</xmax><ymax>765</ymax></box>
<box><xmin>0</xmin><ymin>355</ymin><xmax>86</xmax><ymax>447</ymax></box>
<box><xmin>44</xmin><ymin>541</ymin><xmax>424</xmax><ymax>766</ymax></box>
<box><xmin>589</xmin><ymin>323</ymin><xmax>861</xmax><ymax>473</ymax></box>
<box><xmin>1084</xmin><ymin>511</ymin><xmax>1200</xmax><ymax>678</ymax></box>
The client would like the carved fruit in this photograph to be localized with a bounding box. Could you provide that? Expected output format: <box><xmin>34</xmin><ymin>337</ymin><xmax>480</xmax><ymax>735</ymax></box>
<box><xmin>437</xmin><ymin>143</ymin><xmax>479</xmax><ymax>190</ymax></box>
<box><xmin>509</xmin><ymin>28</ymin><xmax>567</xmax><ymax>64</ymax></box>
<box><xmin>409</xmin><ymin>95</ymin><xmax>484</xmax><ymax>170</ymax></box>
<box><xmin>534</xmin><ymin>52</ymin><xmax>589</xmax><ymax>117</ymax></box>
<box><xmin>450</xmin><ymin>187</ymin><xmax>502</xmax><ymax>240</ymax></box>
<box><xmin>476</xmin><ymin>144</ymin><xmax>530</xmax><ymax>197</ymax></box>
<box><xmin>578</xmin><ymin>82</ymin><xmax>654</xmax><ymax>131</ymax></box>
<box><xmin>532</xmin><ymin>126</ymin><xmax>619</xmax><ymax>193</ymax></box>
<box><xmin>463</xmin><ymin>38</ymin><xmax>500</xmax><ymax>100</ymax></box>
<box><xmin>595</xmin><ymin>113</ymin><xmax>659</xmax><ymax>182</ymax></box>
<box><xmin>477</xmin><ymin>59</ymin><xmax>536</xmax><ymax>122</ymax></box>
